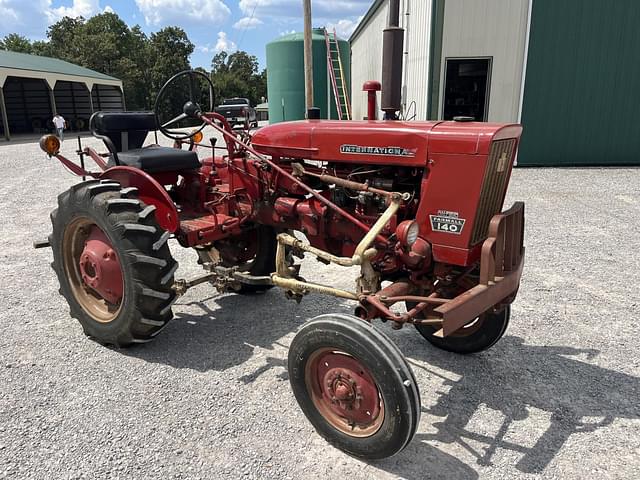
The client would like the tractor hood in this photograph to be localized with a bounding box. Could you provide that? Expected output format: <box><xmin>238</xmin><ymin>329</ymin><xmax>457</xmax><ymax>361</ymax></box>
<box><xmin>251</xmin><ymin>120</ymin><xmax>523</xmax><ymax>166</ymax></box>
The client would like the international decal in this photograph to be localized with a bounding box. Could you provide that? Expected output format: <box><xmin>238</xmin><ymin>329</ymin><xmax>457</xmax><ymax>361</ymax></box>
<box><xmin>340</xmin><ymin>144</ymin><xmax>417</xmax><ymax>157</ymax></box>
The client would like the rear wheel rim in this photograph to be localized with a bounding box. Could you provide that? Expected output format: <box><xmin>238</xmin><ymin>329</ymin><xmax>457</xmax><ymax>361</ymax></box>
<box><xmin>62</xmin><ymin>217</ymin><xmax>123</xmax><ymax>323</ymax></box>
<box><xmin>305</xmin><ymin>348</ymin><xmax>385</xmax><ymax>438</ymax></box>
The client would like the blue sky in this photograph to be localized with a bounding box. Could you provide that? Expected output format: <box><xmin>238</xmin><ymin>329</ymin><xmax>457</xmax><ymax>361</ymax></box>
<box><xmin>0</xmin><ymin>0</ymin><xmax>372</xmax><ymax>68</ymax></box>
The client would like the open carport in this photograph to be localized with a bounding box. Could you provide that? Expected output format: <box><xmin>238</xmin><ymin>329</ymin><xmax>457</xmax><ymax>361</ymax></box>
<box><xmin>0</xmin><ymin>50</ymin><xmax>124</xmax><ymax>140</ymax></box>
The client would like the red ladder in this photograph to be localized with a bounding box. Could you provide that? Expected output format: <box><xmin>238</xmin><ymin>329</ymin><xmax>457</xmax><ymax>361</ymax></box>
<box><xmin>324</xmin><ymin>28</ymin><xmax>351</xmax><ymax>120</ymax></box>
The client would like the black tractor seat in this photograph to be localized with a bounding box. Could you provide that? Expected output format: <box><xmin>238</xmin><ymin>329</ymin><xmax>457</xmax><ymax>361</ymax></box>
<box><xmin>90</xmin><ymin>111</ymin><xmax>200</xmax><ymax>173</ymax></box>
<box><xmin>114</xmin><ymin>145</ymin><xmax>200</xmax><ymax>173</ymax></box>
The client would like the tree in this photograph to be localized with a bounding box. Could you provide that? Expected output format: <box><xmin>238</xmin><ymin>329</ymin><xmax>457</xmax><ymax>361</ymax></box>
<box><xmin>46</xmin><ymin>16</ymin><xmax>85</xmax><ymax>63</ymax></box>
<box><xmin>78</xmin><ymin>13</ymin><xmax>132</xmax><ymax>73</ymax></box>
<box><xmin>0</xmin><ymin>13</ymin><xmax>203</xmax><ymax>111</ymax></box>
<box><xmin>211</xmin><ymin>50</ymin><xmax>267</xmax><ymax>106</ymax></box>
<box><xmin>252</xmin><ymin>69</ymin><xmax>268</xmax><ymax>104</ymax></box>
<box><xmin>149</xmin><ymin>27</ymin><xmax>195</xmax><ymax>119</ymax></box>
<box><xmin>126</xmin><ymin>26</ymin><xmax>153</xmax><ymax>110</ymax></box>
<box><xmin>0</xmin><ymin>34</ymin><xmax>33</xmax><ymax>53</ymax></box>
<box><xmin>75</xmin><ymin>13</ymin><xmax>146</xmax><ymax>109</ymax></box>
<box><xmin>30</xmin><ymin>41</ymin><xmax>52</xmax><ymax>57</ymax></box>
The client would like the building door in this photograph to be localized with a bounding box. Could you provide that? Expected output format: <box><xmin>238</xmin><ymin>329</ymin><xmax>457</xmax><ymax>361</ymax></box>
<box><xmin>442</xmin><ymin>58</ymin><xmax>492</xmax><ymax>121</ymax></box>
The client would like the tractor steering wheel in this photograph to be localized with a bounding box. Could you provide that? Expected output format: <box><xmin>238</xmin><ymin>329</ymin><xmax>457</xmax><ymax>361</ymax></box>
<box><xmin>154</xmin><ymin>70</ymin><xmax>215</xmax><ymax>141</ymax></box>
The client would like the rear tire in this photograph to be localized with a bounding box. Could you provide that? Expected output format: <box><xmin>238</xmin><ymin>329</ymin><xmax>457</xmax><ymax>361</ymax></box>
<box><xmin>50</xmin><ymin>180</ymin><xmax>178</xmax><ymax>347</ymax></box>
<box><xmin>288</xmin><ymin>314</ymin><xmax>420</xmax><ymax>459</ymax></box>
<box><xmin>412</xmin><ymin>305</ymin><xmax>510</xmax><ymax>354</ymax></box>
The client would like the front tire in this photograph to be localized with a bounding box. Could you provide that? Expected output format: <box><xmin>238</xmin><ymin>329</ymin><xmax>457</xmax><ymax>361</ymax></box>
<box><xmin>50</xmin><ymin>180</ymin><xmax>178</xmax><ymax>346</ymax></box>
<box><xmin>288</xmin><ymin>314</ymin><xmax>421</xmax><ymax>459</ymax></box>
<box><xmin>412</xmin><ymin>305</ymin><xmax>510</xmax><ymax>354</ymax></box>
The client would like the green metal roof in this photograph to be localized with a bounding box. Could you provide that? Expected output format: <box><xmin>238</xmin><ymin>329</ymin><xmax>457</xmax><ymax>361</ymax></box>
<box><xmin>0</xmin><ymin>50</ymin><xmax>119</xmax><ymax>82</ymax></box>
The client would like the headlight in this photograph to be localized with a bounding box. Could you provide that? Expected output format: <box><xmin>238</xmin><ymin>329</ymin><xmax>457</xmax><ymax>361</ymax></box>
<box><xmin>39</xmin><ymin>135</ymin><xmax>60</xmax><ymax>156</ymax></box>
<box><xmin>396</xmin><ymin>220</ymin><xmax>420</xmax><ymax>247</ymax></box>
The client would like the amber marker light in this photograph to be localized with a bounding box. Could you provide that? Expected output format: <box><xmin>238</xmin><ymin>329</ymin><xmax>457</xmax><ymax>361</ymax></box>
<box><xmin>191</xmin><ymin>130</ymin><xmax>204</xmax><ymax>144</ymax></box>
<box><xmin>39</xmin><ymin>135</ymin><xmax>61</xmax><ymax>156</ymax></box>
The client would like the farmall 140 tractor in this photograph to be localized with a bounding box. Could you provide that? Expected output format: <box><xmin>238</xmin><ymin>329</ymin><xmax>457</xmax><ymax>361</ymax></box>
<box><xmin>36</xmin><ymin>6</ymin><xmax>525</xmax><ymax>460</ymax></box>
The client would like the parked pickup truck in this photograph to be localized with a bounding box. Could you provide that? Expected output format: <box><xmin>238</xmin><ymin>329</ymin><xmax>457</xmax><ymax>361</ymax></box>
<box><xmin>214</xmin><ymin>98</ymin><xmax>258</xmax><ymax>128</ymax></box>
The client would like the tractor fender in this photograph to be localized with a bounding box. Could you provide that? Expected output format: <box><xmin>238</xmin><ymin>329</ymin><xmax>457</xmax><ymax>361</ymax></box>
<box><xmin>99</xmin><ymin>166</ymin><xmax>179</xmax><ymax>233</ymax></box>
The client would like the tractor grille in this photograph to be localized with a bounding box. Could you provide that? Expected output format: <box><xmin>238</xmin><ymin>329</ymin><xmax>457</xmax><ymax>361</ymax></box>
<box><xmin>470</xmin><ymin>139</ymin><xmax>517</xmax><ymax>245</ymax></box>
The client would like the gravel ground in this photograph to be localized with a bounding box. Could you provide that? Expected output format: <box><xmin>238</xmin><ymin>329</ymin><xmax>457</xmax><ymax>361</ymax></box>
<box><xmin>0</xmin><ymin>128</ymin><xmax>638</xmax><ymax>479</ymax></box>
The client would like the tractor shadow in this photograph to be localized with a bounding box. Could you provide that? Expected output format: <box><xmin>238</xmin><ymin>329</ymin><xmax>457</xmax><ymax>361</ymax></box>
<box><xmin>125</xmin><ymin>290</ymin><xmax>481</xmax><ymax>479</ymax></box>
<box><xmin>382</xmin><ymin>333</ymin><xmax>640</xmax><ymax>476</ymax></box>
<box><xmin>121</xmin><ymin>292</ymin><xmax>639</xmax><ymax>477</ymax></box>
<box><xmin>124</xmin><ymin>289</ymin><xmax>350</xmax><ymax>373</ymax></box>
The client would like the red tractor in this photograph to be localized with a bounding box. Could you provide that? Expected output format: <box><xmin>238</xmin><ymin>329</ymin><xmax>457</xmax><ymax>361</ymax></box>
<box><xmin>37</xmin><ymin>65</ymin><xmax>525</xmax><ymax>459</ymax></box>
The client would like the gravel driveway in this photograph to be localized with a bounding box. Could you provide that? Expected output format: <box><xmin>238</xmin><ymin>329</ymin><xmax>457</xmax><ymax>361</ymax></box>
<box><xmin>0</xmin><ymin>129</ymin><xmax>638</xmax><ymax>479</ymax></box>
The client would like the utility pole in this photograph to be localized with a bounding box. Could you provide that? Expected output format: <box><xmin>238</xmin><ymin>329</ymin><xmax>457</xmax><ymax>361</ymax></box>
<box><xmin>303</xmin><ymin>0</ymin><xmax>314</xmax><ymax>113</ymax></box>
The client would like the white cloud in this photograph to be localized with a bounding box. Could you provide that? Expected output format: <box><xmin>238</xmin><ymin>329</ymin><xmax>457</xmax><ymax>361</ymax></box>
<box><xmin>0</xmin><ymin>2</ymin><xmax>21</xmax><ymax>27</ymax></box>
<box><xmin>214</xmin><ymin>31</ymin><xmax>236</xmax><ymax>53</ymax></box>
<box><xmin>103</xmin><ymin>5</ymin><xmax>114</xmax><ymax>13</ymax></box>
<box><xmin>0</xmin><ymin>0</ymin><xmax>107</xmax><ymax>38</ymax></box>
<box><xmin>49</xmin><ymin>0</ymin><xmax>101</xmax><ymax>20</ymax></box>
<box><xmin>135</xmin><ymin>0</ymin><xmax>230</xmax><ymax>27</ymax></box>
<box><xmin>326</xmin><ymin>17</ymin><xmax>362</xmax><ymax>39</ymax></box>
<box><xmin>233</xmin><ymin>16</ymin><xmax>263</xmax><ymax>30</ymax></box>
<box><xmin>0</xmin><ymin>0</ymin><xmax>46</xmax><ymax>36</ymax></box>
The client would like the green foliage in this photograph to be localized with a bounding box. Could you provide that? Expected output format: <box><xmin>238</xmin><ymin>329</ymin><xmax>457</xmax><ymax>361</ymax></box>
<box><xmin>30</xmin><ymin>41</ymin><xmax>52</xmax><ymax>57</ymax></box>
<box><xmin>46</xmin><ymin>16</ymin><xmax>85</xmax><ymax>62</ymax></box>
<box><xmin>148</xmin><ymin>27</ymin><xmax>194</xmax><ymax>104</ymax></box>
<box><xmin>0</xmin><ymin>34</ymin><xmax>34</xmax><ymax>54</ymax></box>
<box><xmin>211</xmin><ymin>51</ymin><xmax>267</xmax><ymax>106</ymax></box>
<box><xmin>0</xmin><ymin>12</ymin><xmax>267</xmax><ymax>111</ymax></box>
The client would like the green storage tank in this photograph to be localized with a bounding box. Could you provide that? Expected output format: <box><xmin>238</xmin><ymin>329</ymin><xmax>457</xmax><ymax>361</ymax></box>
<box><xmin>266</xmin><ymin>28</ymin><xmax>350</xmax><ymax>123</ymax></box>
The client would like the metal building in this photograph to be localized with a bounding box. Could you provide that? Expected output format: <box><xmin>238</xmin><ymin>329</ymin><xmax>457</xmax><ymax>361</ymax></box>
<box><xmin>0</xmin><ymin>50</ymin><xmax>124</xmax><ymax>140</ymax></box>
<box><xmin>350</xmin><ymin>0</ymin><xmax>640</xmax><ymax>166</ymax></box>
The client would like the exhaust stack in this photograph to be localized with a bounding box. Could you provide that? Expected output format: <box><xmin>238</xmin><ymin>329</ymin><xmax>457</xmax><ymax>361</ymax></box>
<box><xmin>381</xmin><ymin>0</ymin><xmax>404</xmax><ymax>120</ymax></box>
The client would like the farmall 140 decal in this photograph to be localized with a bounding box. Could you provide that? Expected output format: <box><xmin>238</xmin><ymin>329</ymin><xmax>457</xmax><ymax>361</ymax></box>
<box><xmin>429</xmin><ymin>210</ymin><xmax>466</xmax><ymax>235</ymax></box>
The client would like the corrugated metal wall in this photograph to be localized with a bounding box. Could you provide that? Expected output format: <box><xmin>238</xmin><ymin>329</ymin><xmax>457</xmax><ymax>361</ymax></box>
<box><xmin>91</xmin><ymin>85</ymin><xmax>124</xmax><ymax>112</ymax></box>
<box><xmin>3</xmin><ymin>77</ymin><xmax>52</xmax><ymax>134</ymax></box>
<box><xmin>351</xmin><ymin>0</ymin><xmax>433</xmax><ymax>121</ymax></box>
<box><xmin>439</xmin><ymin>0</ymin><xmax>529</xmax><ymax>122</ymax></box>
<box><xmin>351</xmin><ymin>2</ymin><xmax>388</xmax><ymax>120</ymax></box>
<box><xmin>518</xmin><ymin>0</ymin><xmax>640</xmax><ymax>166</ymax></box>
<box><xmin>403</xmin><ymin>0</ymin><xmax>432</xmax><ymax>121</ymax></box>
<box><xmin>54</xmin><ymin>81</ymin><xmax>92</xmax><ymax>131</ymax></box>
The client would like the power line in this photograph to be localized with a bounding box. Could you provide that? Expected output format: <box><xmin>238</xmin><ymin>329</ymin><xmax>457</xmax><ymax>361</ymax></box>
<box><xmin>236</xmin><ymin>1</ymin><xmax>259</xmax><ymax>51</ymax></box>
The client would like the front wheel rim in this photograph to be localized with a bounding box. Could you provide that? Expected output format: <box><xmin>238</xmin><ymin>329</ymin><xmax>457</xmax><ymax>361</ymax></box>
<box><xmin>448</xmin><ymin>315</ymin><xmax>486</xmax><ymax>337</ymax></box>
<box><xmin>305</xmin><ymin>348</ymin><xmax>385</xmax><ymax>438</ymax></box>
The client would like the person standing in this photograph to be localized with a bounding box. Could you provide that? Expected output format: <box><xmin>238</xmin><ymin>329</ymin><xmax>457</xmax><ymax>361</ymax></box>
<box><xmin>52</xmin><ymin>113</ymin><xmax>66</xmax><ymax>142</ymax></box>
